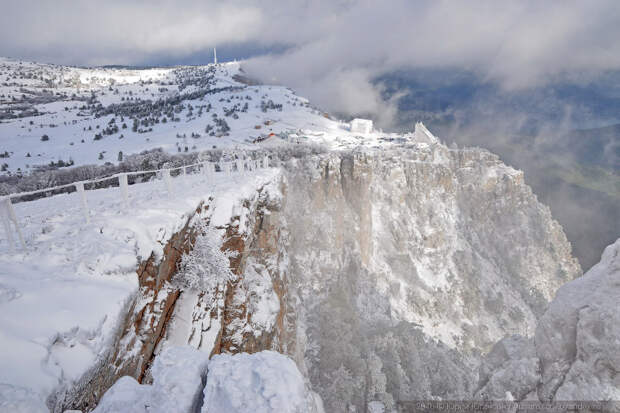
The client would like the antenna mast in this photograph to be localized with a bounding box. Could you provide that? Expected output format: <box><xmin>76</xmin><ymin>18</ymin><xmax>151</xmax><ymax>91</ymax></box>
<box><xmin>213</xmin><ymin>48</ymin><xmax>217</xmax><ymax>64</ymax></box>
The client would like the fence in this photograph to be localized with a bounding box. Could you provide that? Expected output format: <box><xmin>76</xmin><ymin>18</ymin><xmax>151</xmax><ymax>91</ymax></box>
<box><xmin>1</xmin><ymin>155</ymin><xmax>271</xmax><ymax>251</ymax></box>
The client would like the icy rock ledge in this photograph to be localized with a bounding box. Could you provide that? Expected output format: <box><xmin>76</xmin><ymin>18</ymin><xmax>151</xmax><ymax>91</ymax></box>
<box><xmin>203</xmin><ymin>351</ymin><xmax>322</xmax><ymax>413</ymax></box>
<box><xmin>477</xmin><ymin>238</ymin><xmax>620</xmax><ymax>402</ymax></box>
<box><xmin>93</xmin><ymin>346</ymin><xmax>210</xmax><ymax>413</ymax></box>
<box><xmin>94</xmin><ymin>348</ymin><xmax>322</xmax><ymax>413</ymax></box>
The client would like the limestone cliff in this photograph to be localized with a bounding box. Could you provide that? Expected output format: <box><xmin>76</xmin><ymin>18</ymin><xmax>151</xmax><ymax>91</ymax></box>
<box><xmin>477</xmin><ymin>238</ymin><xmax>620</xmax><ymax>404</ymax></box>
<box><xmin>279</xmin><ymin>144</ymin><xmax>580</xmax><ymax>410</ymax></box>
<box><xmin>70</xmin><ymin>140</ymin><xmax>584</xmax><ymax>412</ymax></box>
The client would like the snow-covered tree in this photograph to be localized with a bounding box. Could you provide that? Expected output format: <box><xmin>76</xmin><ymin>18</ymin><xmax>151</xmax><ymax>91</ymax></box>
<box><xmin>173</xmin><ymin>221</ymin><xmax>237</xmax><ymax>299</ymax></box>
<box><xmin>322</xmin><ymin>364</ymin><xmax>362</xmax><ymax>412</ymax></box>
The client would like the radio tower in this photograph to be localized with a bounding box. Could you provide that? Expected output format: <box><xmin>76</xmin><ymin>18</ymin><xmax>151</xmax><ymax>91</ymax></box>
<box><xmin>213</xmin><ymin>48</ymin><xmax>217</xmax><ymax>64</ymax></box>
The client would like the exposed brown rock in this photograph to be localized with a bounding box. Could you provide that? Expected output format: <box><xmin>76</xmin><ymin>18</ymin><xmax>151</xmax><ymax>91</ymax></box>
<box><xmin>55</xmin><ymin>185</ymin><xmax>296</xmax><ymax>412</ymax></box>
<box><xmin>212</xmin><ymin>184</ymin><xmax>295</xmax><ymax>356</ymax></box>
<box><xmin>52</xmin><ymin>202</ymin><xmax>210</xmax><ymax>412</ymax></box>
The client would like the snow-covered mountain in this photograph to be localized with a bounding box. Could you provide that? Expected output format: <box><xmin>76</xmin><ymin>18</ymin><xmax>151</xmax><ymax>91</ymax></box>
<box><xmin>0</xmin><ymin>57</ymin><xmax>391</xmax><ymax>179</ymax></box>
<box><xmin>0</xmin><ymin>58</ymin><xmax>617</xmax><ymax>413</ymax></box>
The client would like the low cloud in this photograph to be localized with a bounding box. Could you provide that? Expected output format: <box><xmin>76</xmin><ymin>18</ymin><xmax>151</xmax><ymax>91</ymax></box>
<box><xmin>3</xmin><ymin>1</ymin><xmax>620</xmax><ymax>121</ymax></box>
<box><xmin>0</xmin><ymin>0</ymin><xmax>264</xmax><ymax>65</ymax></box>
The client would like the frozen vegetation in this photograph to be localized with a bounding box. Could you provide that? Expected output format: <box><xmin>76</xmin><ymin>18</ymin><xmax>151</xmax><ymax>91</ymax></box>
<box><xmin>172</xmin><ymin>220</ymin><xmax>237</xmax><ymax>299</ymax></box>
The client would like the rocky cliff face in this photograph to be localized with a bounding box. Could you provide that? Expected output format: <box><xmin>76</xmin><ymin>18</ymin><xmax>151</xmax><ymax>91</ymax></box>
<box><xmin>477</xmin><ymin>238</ymin><xmax>620</xmax><ymax>403</ymax></box>
<box><xmin>51</xmin><ymin>177</ymin><xmax>291</xmax><ymax>412</ymax></box>
<box><xmin>70</xmin><ymin>140</ymin><xmax>584</xmax><ymax>412</ymax></box>
<box><xmin>49</xmin><ymin>202</ymin><xmax>209</xmax><ymax>412</ymax></box>
<box><xmin>279</xmin><ymin>143</ymin><xmax>580</xmax><ymax>411</ymax></box>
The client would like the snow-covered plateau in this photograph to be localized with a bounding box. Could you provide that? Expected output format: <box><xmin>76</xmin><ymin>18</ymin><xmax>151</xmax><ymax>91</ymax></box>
<box><xmin>0</xmin><ymin>58</ymin><xmax>618</xmax><ymax>412</ymax></box>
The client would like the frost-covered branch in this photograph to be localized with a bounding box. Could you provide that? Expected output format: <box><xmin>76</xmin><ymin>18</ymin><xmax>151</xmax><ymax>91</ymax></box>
<box><xmin>173</xmin><ymin>221</ymin><xmax>237</xmax><ymax>299</ymax></box>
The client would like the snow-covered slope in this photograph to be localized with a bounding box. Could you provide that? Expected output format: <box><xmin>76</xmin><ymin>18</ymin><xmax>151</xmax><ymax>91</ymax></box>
<box><xmin>0</xmin><ymin>167</ymin><xmax>281</xmax><ymax>411</ymax></box>
<box><xmin>0</xmin><ymin>57</ymin><xmax>387</xmax><ymax>177</ymax></box>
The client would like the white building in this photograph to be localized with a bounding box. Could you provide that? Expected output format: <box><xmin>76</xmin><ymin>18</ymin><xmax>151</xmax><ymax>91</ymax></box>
<box><xmin>350</xmin><ymin>118</ymin><xmax>373</xmax><ymax>134</ymax></box>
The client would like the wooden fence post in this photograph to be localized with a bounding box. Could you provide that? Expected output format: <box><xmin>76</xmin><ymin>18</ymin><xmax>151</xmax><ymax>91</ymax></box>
<box><xmin>1</xmin><ymin>198</ymin><xmax>14</xmax><ymax>250</ymax></box>
<box><xmin>1</xmin><ymin>197</ymin><xmax>25</xmax><ymax>250</ymax></box>
<box><xmin>203</xmin><ymin>162</ymin><xmax>213</xmax><ymax>182</ymax></box>
<box><xmin>163</xmin><ymin>169</ymin><xmax>173</xmax><ymax>196</ymax></box>
<box><xmin>75</xmin><ymin>182</ymin><xmax>90</xmax><ymax>223</ymax></box>
<box><xmin>119</xmin><ymin>173</ymin><xmax>129</xmax><ymax>209</ymax></box>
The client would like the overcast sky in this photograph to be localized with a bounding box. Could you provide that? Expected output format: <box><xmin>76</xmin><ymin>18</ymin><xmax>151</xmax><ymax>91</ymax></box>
<box><xmin>3</xmin><ymin>0</ymin><xmax>620</xmax><ymax>123</ymax></box>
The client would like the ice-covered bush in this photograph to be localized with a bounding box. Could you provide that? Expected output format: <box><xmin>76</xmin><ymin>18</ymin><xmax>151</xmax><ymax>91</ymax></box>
<box><xmin>173</xmin><ymin>221</ymin><xmax>237</xmax><ymax>298</ymax></box>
